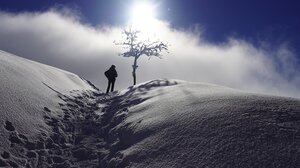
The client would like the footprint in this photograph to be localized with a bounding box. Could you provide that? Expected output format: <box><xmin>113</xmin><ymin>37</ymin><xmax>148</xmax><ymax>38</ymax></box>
<box><xmin>18</xmin><ymin>134</ymin><xmax>28</xmax><ymax>141</ymax></box>
<box><xmin>72</xmin><ymin>148</ymin><xmax>90</xmax><ymax>161</ymax></box>
<box><xmin>41</xmin><ymin>132</ymin><xmax>47</xmax><ymax>137</ymax></box>
<box><xmin>0</xmin><ymin>158</ymin><xmax>8</xmax><ymax>166</ymax></box>
<box><xmin>9</xmin><ymin>133</ymin><xmax>23</xmax><ymax>145</ymax></box>
<box><xmin>52</xmin><ymin>156</ymin><xmax>66</xmax><ymax>163</ymax></box>
<box><xmin>58</xmin><ymin>103</ymin><xmax>65</xmax><ymax>107</ymax></box>
<box><xmin>1</xmin><ymin>151</ymin><xmax>10</xmax><ymax>159</ymax></box>
<box><xmin>26</xmin><ymin>151</ymin><xmax>37</xmax><ymax>158</ymax></box>
<box><xmin>8</xmin><ymin>161</ymin><xmax>18</xmax><ymax>167</ymax></box>
<box><xmin>43</xmin><ymin>107</ymin><xmax>51</xmax><ymax>112</ymax></box>
<box><xmin>36</xmin><ymin>140</ymin><xmax>45</xmax><ymax>150</ymax></box>
<box><xmin>63</xmin><ymin>114</ymin><xmax>71</xmax><ymax>121</ymax></box>
<box><xmin>25</xmin><ymin>141</ymin><xmax>36</xmax><ymax>150</ymax></box>
<box><xmin>4</xmin><ymin>121</ymin><xmax>15</xmax><ymax>131</ymax></box>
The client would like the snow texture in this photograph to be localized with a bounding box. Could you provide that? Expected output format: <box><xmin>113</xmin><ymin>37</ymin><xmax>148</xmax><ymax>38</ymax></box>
<box><xmin>0</xmin><ymin>50</ymin><xmax>97</xmax><ymax>167</ymax></box>
<box><xmin>0</xmin><ymin>50</ymin><xmax>300</xmax><ymax>168</ymax></box>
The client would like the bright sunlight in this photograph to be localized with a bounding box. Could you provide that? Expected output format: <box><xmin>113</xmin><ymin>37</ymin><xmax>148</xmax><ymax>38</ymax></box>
<box><xmin>129</xmin><ymin>1</ymin><xmax>161</xmax><ymax>34</ymax></box>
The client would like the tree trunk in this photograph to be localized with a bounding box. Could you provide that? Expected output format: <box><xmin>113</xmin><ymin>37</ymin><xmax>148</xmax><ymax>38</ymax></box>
<box><xmin>132</xmin><ymin>69</ymin><xmax>136</xmax><ymax>85</ymax></box>
<box><xmin>132</xmin><ymin>56</ymin><xmax>138</xmax><ymax>85</ymax></box>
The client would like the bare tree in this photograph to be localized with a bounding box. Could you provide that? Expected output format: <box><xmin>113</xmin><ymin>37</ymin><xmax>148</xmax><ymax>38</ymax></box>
<box><xmin>115</xmin><ymin>28</ymin><xmax>168</xmax><ymax>85</ymax></box>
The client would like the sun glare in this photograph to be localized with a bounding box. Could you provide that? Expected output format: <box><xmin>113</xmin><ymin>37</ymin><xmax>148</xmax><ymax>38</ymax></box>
<box><xmin>129</xmin><ymin>2</ymin><xmax>160</xmax><ymax>34</ymax></box>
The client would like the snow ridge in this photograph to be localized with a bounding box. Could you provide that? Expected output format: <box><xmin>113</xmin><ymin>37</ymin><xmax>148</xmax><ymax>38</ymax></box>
<box><xmin>1</xmin><ymin>51</ymin><xmax>300</xmax><ymax>167</ymax></box>
<box><xmin>1</xmin><ymin>80</ymin><xmax>179</xmax><ymax>167</ymax></box>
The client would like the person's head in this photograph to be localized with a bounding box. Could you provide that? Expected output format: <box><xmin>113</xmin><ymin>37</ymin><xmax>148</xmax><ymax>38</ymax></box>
<box><xmin>110</xmin><ymin>65</ymin><xmax>116</xmax><ymax>69</ymax></box>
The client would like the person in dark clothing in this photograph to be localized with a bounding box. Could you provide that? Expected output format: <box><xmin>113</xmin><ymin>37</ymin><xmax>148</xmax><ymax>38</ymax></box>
<box><xmin>105</xmin><ymin>65</ymin><xmax>118</xmax><ymax>94</ymax></box>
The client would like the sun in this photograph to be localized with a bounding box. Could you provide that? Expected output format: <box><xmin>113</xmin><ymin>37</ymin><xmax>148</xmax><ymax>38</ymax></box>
<box><xmin>129</xmin><ymin>2</ymin><xmax>160</xmax><ymax>33</ymax></box>
<box><xmin>131</xmin><ymin>2</ymin><xmax>154</xmax><ymax>23</ymax></box>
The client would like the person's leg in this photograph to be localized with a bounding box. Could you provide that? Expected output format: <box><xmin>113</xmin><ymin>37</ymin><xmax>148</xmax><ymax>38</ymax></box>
<box><xmin>106</xmin><ymin>80</ymin><xmax>111</xmax><ymax>94</ymax></box>
<box><xmin>111</xmin><ymin>79</ymin><xmax>115</xmax><ymax>92</ymax></box>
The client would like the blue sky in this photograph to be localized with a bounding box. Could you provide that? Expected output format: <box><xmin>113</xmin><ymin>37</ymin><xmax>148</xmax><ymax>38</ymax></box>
<box><xmin>0</xmin><ymin>0</ymin><xmax>300</xmax><ymax>97</ymax></box>
<box><xmin>1</xmin><ymin>0</ymin><xmax>300</xmax><ymax>50</ymax></box>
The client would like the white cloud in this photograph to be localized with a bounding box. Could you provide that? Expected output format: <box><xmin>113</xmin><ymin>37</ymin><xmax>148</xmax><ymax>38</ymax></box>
<box><xmin>0</xmin><ymin>10</ymin><xmax>299</xmax><ymax>98</ymax></box>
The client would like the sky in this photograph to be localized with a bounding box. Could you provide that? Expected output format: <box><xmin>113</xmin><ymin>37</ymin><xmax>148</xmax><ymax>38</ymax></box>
<box><xmin>0</xmin><ymin>0</ymin><xmax>300</xmax><ymax>98</ymax></box>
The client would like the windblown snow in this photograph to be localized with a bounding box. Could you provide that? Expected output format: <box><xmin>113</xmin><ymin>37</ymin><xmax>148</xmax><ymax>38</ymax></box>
<box><xmin>0</xmin><ymin>50</ymin><xmax>299</xmax><ymax>168</ymax></box>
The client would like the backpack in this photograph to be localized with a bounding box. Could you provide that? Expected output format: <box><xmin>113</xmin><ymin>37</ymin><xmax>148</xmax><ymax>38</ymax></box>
<box><xmin>104</xmin><ymin>70</ymin><xmax>109</xmax><ymax>78</ymax></box>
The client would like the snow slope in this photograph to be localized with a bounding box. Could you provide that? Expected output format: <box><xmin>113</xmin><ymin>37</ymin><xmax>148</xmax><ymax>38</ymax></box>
<box><xmin>0</xmin><ymin>50</ymin><xmax>300</xmax><ymax>168</ymax></box>
<box><xmin>0</xmin><ymin>50</ymin><xmax>97</xmax><ymax>167</ymax></box>
<box><xmin>102</xmin><ymin>80</ymin><xmax>300</xmax><ymax>167</ymax></box>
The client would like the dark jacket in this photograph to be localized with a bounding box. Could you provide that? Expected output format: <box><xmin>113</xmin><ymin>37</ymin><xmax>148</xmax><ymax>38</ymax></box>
<box><xmin>105</xmin><ymin>67</ymin><xmax>118</xmax><ymax>80</ymax></box>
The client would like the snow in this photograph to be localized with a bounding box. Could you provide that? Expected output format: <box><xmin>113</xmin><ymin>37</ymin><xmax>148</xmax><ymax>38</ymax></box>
<box><xmin>0</xmin><ymin>50</ymin><xmax>300</xmax><ymax>167</ymax></box>
<box><xmin>106</xmin><ymin>80</ymin><xmax>300</xmax><ymax>167</ymax></box>
<box><xmin>0</xmin><ymin>50</ymin><xmax>97</xmax><ymax>167</ymax></box>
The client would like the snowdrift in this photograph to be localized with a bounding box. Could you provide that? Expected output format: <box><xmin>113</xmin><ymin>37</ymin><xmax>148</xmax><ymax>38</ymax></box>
<box><xmin>103</xmin><ymin>80</ymin><xmax>300</xmax><ymax>167</ymax></box>
<box><xmin>0</xmin><ymin>50</ymin><xmax>300</xmax><ymax>167</ymax></box>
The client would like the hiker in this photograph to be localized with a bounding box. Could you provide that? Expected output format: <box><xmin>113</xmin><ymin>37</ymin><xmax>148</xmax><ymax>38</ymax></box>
<box><xmin>105</xmin><ymin>65</ymin><xmax>118</xmax><ymax>94</ymax></box>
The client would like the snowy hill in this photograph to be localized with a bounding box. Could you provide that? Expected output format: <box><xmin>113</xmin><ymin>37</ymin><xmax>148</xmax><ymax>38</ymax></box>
<box><xmin>0</xmin><ymin>50</ymin><xmax>300</xmax><ymax>168</ymax></box>
<box><xmin>0</xmin><ymin>50</ymin><xmax>97</xmax><ymax>167</ymax></box>
<box><xmin>102</xmin><ymin>80</ymin><xmax>300</xmax><ymax>167</ymax></box>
